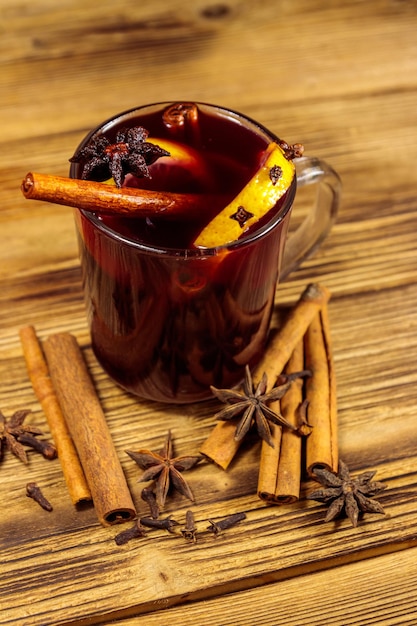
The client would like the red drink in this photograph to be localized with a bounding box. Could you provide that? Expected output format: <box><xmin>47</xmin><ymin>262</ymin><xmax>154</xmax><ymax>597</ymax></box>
<box><xmin>71</xmin><ymin>102</ymin><xmax>296</xmax><ymax>402</ymax></box>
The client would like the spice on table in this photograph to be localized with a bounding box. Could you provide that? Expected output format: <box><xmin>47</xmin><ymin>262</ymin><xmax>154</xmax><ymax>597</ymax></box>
<box><xmin>207</xmin><ymin>512</ymin><xmax>247</xmax><ymax>536</ymax></box>
<box><xmin>114</xmin><ymin>520</ymin><xmax>147</xmax><ymax>546</ymax></box>
<box><xmin>17</xmin><ymin>433</ymin><xmax>57</xmax><ymax>460</ymax></box>
<box><xmin>181</xmin><ymin>510</ymin><xmax>197</xmax><ymax>542</ymax></box>
<box><xmin>26</xmin><ymin>482</ymin><xmax>53</xmax><ymax>512</ymax></box>
<box><xmin>307</xmin><ymin>459</ymin><xmax>387</xmax><ymax>527</ymax></box>
<box><xmin>19</xmin><ymin>326</ymin><xmax>91</xmax><ymax>504</ymax></box>
<box><xmin>126</xmin><ymin>431</ymin><xmax>202</xmax><ymax>510</ymax></box>
<box><xmin>200</xmin><ymin>283</ymin><xmax>331</xmax><ymax>469</ymax></box>
<box><xmin>0</xmin><ymin>409</ymin><xmax>56</xmax><ymax>464</ymax></box>
<box><xmin>304</xmin><ymin>303</ymin><xmax>338</xmax><ymax>476</ymax></box>
<box><xmin>19</xmin><ymin>325</ymin><xmax>91</xmax><ymax>505</ymax></box>
<box><xmin>296</xmin><ymin>399</ymin><xmax>312</xmax><ymax>437</ymax></box>
<box><xmin>141</xmin><ymin>487</ymin><xmax>160</xmax><ymax>520</ymax></box>
<box><xmin>258</xmin><ymin>340</ymin><xmax>307</xmax><ymax>504</ymax></box>
<box><xmin>43</xmin><ymin>332</ymin><xmax>136</xmax><ymax>526</ymax></box>
<box><xmin>140</xmin><ymin>515</ymin><xmax>179</xmax><ymax>534</ymax></box>
<box><xmin>210</xmin><ymin>365</ymin><xmax>310</xmax><ymax>448</ymax></box>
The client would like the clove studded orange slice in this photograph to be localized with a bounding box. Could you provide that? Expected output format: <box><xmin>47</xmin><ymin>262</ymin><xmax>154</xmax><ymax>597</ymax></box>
<box><xmin>193</xmin><ymin>142</ymin><xmax>295</xmax><ymax>249</ymax></box>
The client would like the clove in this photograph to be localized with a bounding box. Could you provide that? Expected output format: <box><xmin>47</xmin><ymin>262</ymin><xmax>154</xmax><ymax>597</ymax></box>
<box><xmin>114</xmin><ymin>520</ymin><xmax>146</xmax><ymax>545</ymax></box>
<box><xmin>181</xmin><ymin>510</ymin><xmax>197</xmax><ymax>542</ymax></box>
<box><xmin>141</xmin><ymin>487</ymin><xmax>159</xmax><ymax>519</ymax></box>
<box><xmin>207</xmin><ymin>512</ymin><xmax>246</xmax><ymax>536</ymax></box>
<box><xmin>18</xmin><ymin>433</ymin><xmax>57</xmax><ymax>460</ymax></box>
<box><xmin>140</xmin><ymin>515</ymin><xmax>179</xmax><ymax>534</ymax></box>
<box><xmin>26</xmin><ymin>482</ymin><xmax>53</xmax><ymax>511</ymax></box>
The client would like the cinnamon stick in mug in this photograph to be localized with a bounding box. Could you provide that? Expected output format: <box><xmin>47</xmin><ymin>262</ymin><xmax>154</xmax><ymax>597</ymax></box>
<box><xmin>304</xmin><ymin>303</ymin><xmax>338</xmax><ymax>476</ymax></box>
<box><xmin>19</xmin><ymin>325</ymin><xmax>91</xmax><ymax>505</ymax></box>
<box><xmin>200</xmin><ymin>283</ymin><xmax>330</xmax><ymax>469</ymax></box>
<box><xmin>21</xmin><ymin>172</ymin><xmax>217</xmax><ymax>218</ymax></box>
<box><xmin>43</xmin><ymin>332</ymin><xmax>136</xmax><ymax>525</ymax></box>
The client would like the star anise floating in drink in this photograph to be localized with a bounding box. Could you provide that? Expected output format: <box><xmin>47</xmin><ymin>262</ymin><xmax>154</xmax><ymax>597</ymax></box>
<box><xmin>126</xmin><ymin>431</ymin><xmax>202</xmax><ymax>510</ymax></box>
<box><xmin>307</xmin><ymin>459</ymin><xmax>387</xmax><ymax>527</ymax></box>
<box><xmin>70</xmin><ymin>126</ymin><xmax>170</xmax><ymax>187</ymax></box>
<box><xmin>210</xmin><ymin>365</ymin><xmax>310</xmax><ymax>447</ymax></box>
<box><xmin>0</xmin><ymin>409</ymin><xmax>56</xmax><ymax>464</ymax></box>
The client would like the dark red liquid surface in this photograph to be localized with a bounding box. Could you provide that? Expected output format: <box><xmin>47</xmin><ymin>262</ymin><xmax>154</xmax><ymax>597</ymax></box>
<box><xmin>73</xmin><ymin>103</ymin><xmax>294</xmax><ymax>402</ymax></box>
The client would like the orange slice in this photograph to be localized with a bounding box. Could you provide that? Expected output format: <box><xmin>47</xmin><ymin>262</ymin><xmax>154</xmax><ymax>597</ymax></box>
<box><xmin>150</xmin><ymin>137</ymin><xmax>197</xmax><ymax>162</ymax></box>
<box><xmin>129</xmin><ymin>137</ymin><xmax>215</xmax><ymax>193</ymax></box>
<box><xmin>102</xmin><ymin>137</ymin><xmax>215</xmax><ymax>194</ymax></box>
<box><xmin>193</xmin><ymin>142</ymin><xmax>295</xmax><ymax>249</ymax></box>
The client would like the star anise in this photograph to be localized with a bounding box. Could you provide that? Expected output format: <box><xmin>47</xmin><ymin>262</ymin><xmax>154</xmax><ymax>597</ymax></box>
<box><xmin>70</xmin><ymin>126</ymin><xmax>170</xmax><ymax>187</ymax></box>
<box><xmin>126</xmin><ymin>431</ymin><xmax>202</xmax><ymax>510</ymax></box>
<box><xmin>210</xmin><ymin>365</ymin><xmax>309</xmax><ymax>447</ymax></box>
<box><xmin>0</xmin><ymin>409</ymin><xmax>56</xmax><ymax>464</ymax></box>
<box><xmin>307</xmin><ymin>459</ymin><xmax>387</xmax><ymax>527</ymax></box>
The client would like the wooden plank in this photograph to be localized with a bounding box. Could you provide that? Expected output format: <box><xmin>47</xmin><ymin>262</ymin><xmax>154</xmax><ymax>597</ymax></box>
<box><xmin>1</xmin><ymin>0</ymin><xmax>417</xmax><ymax>624</ymax></box>
<box><xmin>1</xmin><ymin>468</ymin><xmax>416</xmax><ymax>625</ymax></box>
<box><xmin>1</xmin><ymin>284</ymin><xmax>417</xmax><ymax>624</ymax></box>
<box><xmin>104</xmin><ymin>546</ymin><xmax>417</xmax><ymax>626</ymax></box>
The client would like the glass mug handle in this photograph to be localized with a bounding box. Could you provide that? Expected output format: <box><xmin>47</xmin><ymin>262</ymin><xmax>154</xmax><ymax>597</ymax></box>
<box><xmin>280</xmin><ymin>156</ymin><xmax>342</xmax><ymax>279</ymax></box>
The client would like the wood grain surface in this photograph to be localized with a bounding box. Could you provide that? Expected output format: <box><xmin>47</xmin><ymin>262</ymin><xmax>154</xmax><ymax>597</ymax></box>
<box><xmin>1</xmin><ymin>1</ymin><xmax>417</xmax><ymax>625</ymax></box>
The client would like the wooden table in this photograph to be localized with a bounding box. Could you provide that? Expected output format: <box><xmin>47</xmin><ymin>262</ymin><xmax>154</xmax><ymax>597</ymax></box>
<box><xmin>2</xmin><ymin>1</ymin><xmax>417</xmax><ymax>624</ymax></box>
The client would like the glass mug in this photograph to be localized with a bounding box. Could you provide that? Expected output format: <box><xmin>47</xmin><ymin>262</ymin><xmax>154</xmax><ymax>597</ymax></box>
<box><xmin>71</xmin><ymin>102</ymin><xmax>341</xmax><ymax>403</ymax></box>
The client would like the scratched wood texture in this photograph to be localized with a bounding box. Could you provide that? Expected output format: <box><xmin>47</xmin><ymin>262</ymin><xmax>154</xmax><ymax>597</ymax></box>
<box><xmin>1</xmin><ymin>1</ymin><xmax>417</xmax><ymax>625</ymax></box>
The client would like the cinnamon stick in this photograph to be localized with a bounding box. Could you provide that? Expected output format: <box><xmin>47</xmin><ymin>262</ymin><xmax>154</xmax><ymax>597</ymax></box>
<box><xmin>304</xmin><ymin>303</ymin><xmax>338</xmax><ymax>476</ymax></box>
<box><xmin>43</xmin><ymin>332</ymin><xmax>136</xmax><ymax>526</ymax></box>
<box><xmin>21</xmin><ymin>172</ymin><xmax>217</xmax><ymax>218</ymax></box>
<box><xmin>200</xmin><ymin>283</ymin><xmax>330</xmax><ymax>469</ymax></box>
<box><xmin>19</xmin><ymin>325</ymin><xmax>91</xmax><ymax>505</ymax></box>
<box><xmin>257</xmin><ymin>422</ymin><xmax>283</xmax><ymax>502</ymax></box>
<box><xmin>257</xmin><ymin>340</ymin><xmax>305</xmax><ymax>503</ymax></box>
<box><xmin>252</xmin><ymin>284</ymin><xmax>330</xmax><ymax>389</ymax></box>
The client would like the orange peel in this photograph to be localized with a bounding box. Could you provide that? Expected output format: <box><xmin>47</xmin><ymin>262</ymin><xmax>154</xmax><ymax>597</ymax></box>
<box><xmin>106</xmin><ymin>137</ymin><xmax>214</xmax><ymax>190</ymax></box>
<box><xmin>147</xmin><ymin>137</ymin><xmax>214</xmax><ymax>188</ymax></box>
<box><xmin>193</xmin><ymin>142</ymin><xmax>295</xmax><ymax>249</ymax></box>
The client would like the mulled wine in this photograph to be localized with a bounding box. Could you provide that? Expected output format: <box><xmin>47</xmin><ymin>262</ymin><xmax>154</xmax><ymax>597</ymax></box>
<box><xmin>71</xmin><ymin>102</ymin><xmax>296</xmax><ymax>402</ymax></box>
